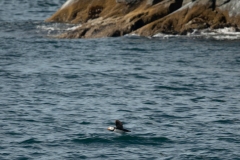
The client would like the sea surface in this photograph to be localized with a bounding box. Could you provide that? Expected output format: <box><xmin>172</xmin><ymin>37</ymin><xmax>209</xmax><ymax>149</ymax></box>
<box><xmin>1</xmin><ymin>0</ymin><xmax>240</xmax><ymax>159</ymax></box>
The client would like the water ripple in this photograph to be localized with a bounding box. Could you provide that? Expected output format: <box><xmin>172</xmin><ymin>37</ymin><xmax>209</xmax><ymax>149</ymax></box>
<box><xmin>0</xmin><ymin>3</ymin><xmax>240</xmax><ymax>158</ymax></box>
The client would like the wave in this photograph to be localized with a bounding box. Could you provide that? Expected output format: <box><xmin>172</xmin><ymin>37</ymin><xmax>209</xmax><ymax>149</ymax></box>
<box><xmin>153</xmin><ymin>27</ymin><xmax>240</xmax><ymax>40</ymax></box>
<box><xmin>36</xmin><ymin>22</ymin><xmax>81</xmax><ymax>36</ymax></box>
<box><xmin>19</xmin><ymin>138</ymin><xmax>42</xmax><ymax>144</ymax></box>
<box><xmin>72</xmin><ymin>135</ymin><xmax>172</xmax><ymax>146</ymax></box>
<box><xmin>37</xmin><ymin>22</ymin><xmax>240</xmax><ymax>40</ymax></box>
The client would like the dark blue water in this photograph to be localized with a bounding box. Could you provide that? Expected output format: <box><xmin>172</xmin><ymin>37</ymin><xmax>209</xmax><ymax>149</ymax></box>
<box><xmin>1</xmin><ymin>1</ymin><xmax>240</xmax><ymax>159</ymax></box>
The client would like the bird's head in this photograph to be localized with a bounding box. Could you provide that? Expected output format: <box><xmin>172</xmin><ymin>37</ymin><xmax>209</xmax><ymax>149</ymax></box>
<box><xmin>107</xmin><ymin>126</ymin><xmax>114</xmax><ymax>131</ymax></box>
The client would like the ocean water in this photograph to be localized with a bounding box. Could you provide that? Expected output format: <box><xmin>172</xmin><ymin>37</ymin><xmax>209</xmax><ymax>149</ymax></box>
<box><xmin>1</xmin><ymin>1</ymin><xmax>240</xmax><ymax>159</ymax></box>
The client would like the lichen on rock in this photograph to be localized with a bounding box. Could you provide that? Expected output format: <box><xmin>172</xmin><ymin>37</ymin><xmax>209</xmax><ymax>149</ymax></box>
<box><xmin>46</xmin><ymin>0</ymin><xmax>240</xmax><ymax>38</ymax></box>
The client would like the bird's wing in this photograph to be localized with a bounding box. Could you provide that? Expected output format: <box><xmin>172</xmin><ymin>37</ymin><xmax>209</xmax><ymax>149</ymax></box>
<box><xmin>115</xmin><ymin>120</ymin><xmax>123</xmax><ymax>129</ymax></box>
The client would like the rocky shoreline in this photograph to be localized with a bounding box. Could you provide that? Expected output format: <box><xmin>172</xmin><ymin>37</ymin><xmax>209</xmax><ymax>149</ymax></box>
<box><xmin>46</xmin><ymin>0</ymin><xmax>240</xmax><ymax>38</ymax></box>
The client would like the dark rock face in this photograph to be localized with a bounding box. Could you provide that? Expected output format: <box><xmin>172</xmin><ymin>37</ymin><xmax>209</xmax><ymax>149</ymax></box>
<box><xmin>88</xmin><ymin>5</ymin><xmax>103</xmax><ymax>19</ymax></box>
<box><xmin>169</xmin><ymin>0</ymin><xmax>184</xmax><ymax>13</ymax></box>
<box><xmin>116</xmin><ymin>0</ymin><xmax>140</xmax><ymax>4</ymax></box>
<box><xmin>46</xmin><ymin>0</ymin><xmax>240</xmax><ymax>38</ymax></box>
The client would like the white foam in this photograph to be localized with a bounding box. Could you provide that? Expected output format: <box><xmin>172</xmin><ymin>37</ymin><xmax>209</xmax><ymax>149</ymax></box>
<box><xmin>214</xmin><ymin>27</ymin><xmax>240</xmax><ymax>35</ymax></box>
<box><xmin>36</xmin><ymin>23</ymin><xmax>81</xmax><ymax>36</ymax></box>
<box><xmin>153</xmin><ymin>27</ymin><xmax>240</xmax><ymax>40</ymax></box>
<box><xmin>153</xmin><ymin>33</ymin><xmax>180</xmax><ymax>39</ymax></box>
<box><xmin>199</xmin><ymin>27</ymin><xmax>240</xmax><ymax>40</ymax></box>
<box><xmin>124</xmin><ymin>33</ymin><xmax>140</xmax><ymax>37</ymax></box>
<box><xmin>211</xmin><ymin>35</ymin><xmax>240</xmax><ymax>40</ymax></box>
<box><xmin>66</xmin><ymin>24</ymin><xmax>82</xmax><ymax>31</ymax></box>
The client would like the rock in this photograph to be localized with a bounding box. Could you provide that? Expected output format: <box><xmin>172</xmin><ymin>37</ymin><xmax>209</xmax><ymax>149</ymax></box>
<box><xmin>46</xmin><ymin>0</ymin><xmax>240</xmax><ymax>38</ymax></box>
<box><xmin>182</xmin><ymin>0</ymin><xmax>194</xmax><ymax>6</ymax></box>
<box><xmin>219</xmin><ymin>1</ymin><xmax>240</xmax><ymax>16</ymax></box>
<box><xmin>116</xmin><ymin>0</ymin><xmax>140</xmax><ymax>4</ymax></box>
<box><xmin>216</xmin><ymin>0</ymin><xmax>231</xmax><ymax>7</ymax></box>
<box><xmin>146</xmin><ymin>0</ymin><xmax>163</xmax><ymax>6</ymax></box>
<box><xmin>60</xmin><ymin>0</ymin><xmax>78</xmax><ymax>10</ymax></box>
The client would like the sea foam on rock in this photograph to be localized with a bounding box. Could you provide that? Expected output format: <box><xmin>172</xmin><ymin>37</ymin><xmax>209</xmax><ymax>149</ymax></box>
<box><xmin>45</xmin><ymin>0</ymin><xmax>240</xmax><ymax>38</ymax></box>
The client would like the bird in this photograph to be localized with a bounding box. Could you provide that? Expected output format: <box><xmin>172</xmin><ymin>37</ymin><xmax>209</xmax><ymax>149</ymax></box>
<box><xmin>107</xmin><ymin>120</ymin><xmax>131</xmax><ymax>133</ymax></box>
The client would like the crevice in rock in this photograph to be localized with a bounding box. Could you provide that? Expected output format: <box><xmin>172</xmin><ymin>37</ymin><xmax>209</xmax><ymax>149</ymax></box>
<box><xmin>168</xmin><ymin>0</ymin><xmax>183</xmax><ymax>14</ymax></box>
<box><xmin>147</xmin><ymin>0</ymin><xmax>163</xmax><ymax>6</ymax></box>
<box><xmin>88</xmin><ymin>5</ymin><xmax>103</xmax><ymax>20</ymax></box>
<box><xmin>131</xmin><ymin>19</ymin><xmax>145</xmax><ymax>30</ymax></box>
<box><xmin>212</xmin><ymin>0</ymin><xmax>216</xmax><ymax>10</ymax></box>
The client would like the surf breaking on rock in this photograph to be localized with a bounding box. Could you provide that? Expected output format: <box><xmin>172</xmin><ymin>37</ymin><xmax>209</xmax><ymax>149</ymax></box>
<box><xmin>45</xmin><ymin>0</ymin><xmax>240</xmax><ymax>39</ymax></box>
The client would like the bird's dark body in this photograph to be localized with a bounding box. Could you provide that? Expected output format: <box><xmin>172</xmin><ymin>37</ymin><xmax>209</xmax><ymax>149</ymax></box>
<box><xmin>107</xmin><ymin>120</ymin><xmax>131</xmax><ymax>132</ymax></box>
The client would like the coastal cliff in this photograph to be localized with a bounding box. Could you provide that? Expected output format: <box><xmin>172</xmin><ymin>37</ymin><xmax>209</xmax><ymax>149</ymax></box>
<box><xmin>46</xmin><ymin>0</ymin><xmax>240</xmax><ymax>38</ymax></box>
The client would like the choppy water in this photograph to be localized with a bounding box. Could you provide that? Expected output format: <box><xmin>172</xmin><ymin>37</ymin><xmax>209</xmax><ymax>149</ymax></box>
<box><xmin>1</xmin><ymin>0</ymin><xmax>240</xmax><ymax>159</ymax></box>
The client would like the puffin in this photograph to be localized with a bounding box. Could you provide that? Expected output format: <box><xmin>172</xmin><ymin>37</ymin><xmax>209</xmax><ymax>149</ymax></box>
<box><xmin>107</xmin><ymin>120</ymin><xmax>131</xmax><ymax>133</ymax></box>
